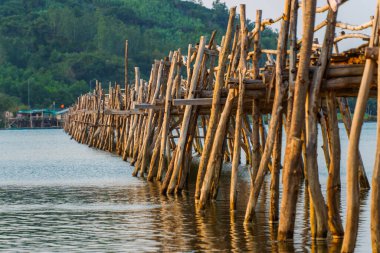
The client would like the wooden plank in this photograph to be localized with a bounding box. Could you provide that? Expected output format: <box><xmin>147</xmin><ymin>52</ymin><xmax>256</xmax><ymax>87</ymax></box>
<box><xmin>324</xmin><ymin>76</ymin><xmax>377</xmax><ymax>89</ymax></box>
<box><xmin>191</xmin><ymin>47</ymin><xmax>219</xmax><ymax>56</ymax></box>
<box><xmin>133</xmin><ymin>103</ymin><xmax>163</xmax><ymax>110</ymax></box>
<box><xmin>172</xmin><ymin>98</ymin><xmax>212</xmax><ymax>106</ymax></box>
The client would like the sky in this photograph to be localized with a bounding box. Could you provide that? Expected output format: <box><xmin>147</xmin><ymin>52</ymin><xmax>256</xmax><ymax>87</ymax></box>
<box><xmin>202</xmin><ymin>0</ymin><xmax>376</xmax><ymax>50</ymax></box>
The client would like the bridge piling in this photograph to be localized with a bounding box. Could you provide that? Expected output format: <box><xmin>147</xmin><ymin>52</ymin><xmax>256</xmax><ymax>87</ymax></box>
<box><xmin>64</xmin><ymin>2</ymin><xmax>380</xmax><ymax>251</ymax></box>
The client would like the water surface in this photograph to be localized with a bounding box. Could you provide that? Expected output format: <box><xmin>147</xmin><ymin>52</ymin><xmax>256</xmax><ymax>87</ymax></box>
<box><xmin>0</xmin><ymin>127</ymin><xmax>375</xmax><ymax>252</ymax></box>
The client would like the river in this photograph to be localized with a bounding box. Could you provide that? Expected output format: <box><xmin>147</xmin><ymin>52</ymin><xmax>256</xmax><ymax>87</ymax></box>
<box><xmin>0</xmin><ymin>125</ymin><xmax>376</xmax><ymax>252</ymax></box>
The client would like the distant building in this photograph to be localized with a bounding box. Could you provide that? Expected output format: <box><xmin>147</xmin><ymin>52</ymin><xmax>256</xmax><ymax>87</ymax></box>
<box><xmin>5</xmin><ymin>109</ymin><xmax>67</xmax><ymax>129</ymax></box>
<box><xmin>4</xmin><ymin>111</ymin><xmax>13</xmax><ymax>118</ymax></box>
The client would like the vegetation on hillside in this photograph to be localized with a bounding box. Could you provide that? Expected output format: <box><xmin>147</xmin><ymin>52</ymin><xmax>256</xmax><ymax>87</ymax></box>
<box><xmin>0</xmin><ymin>0</ymin><xmax>278</xmax><ymax>114</ymax></box>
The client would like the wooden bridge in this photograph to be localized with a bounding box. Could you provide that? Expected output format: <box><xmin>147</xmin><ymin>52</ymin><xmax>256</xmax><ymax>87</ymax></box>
<box><xmin>64</xmin><ymin>1</ymin><xmax>380</xmax><ymax>252</ymax></box>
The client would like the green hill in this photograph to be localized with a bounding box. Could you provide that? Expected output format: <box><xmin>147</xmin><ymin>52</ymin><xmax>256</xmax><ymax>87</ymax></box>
<box><xmin>0</xmin><ymin>0</ymin><xmax>277</xmax><ymax>113</ymax></box>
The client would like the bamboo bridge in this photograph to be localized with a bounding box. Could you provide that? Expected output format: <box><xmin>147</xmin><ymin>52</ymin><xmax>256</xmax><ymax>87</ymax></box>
<box><xmin>64</xmin><ymin>1</ymin><xmax>380</xmax><ymax>252</ymax></box>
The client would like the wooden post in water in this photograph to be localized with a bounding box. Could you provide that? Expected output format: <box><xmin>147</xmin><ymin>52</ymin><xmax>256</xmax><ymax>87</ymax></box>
<box><xmin>286</xmin><ymin>0</ymin><xmax>298</xmax><ymax>130</ymax></box>
<box><xmin>195</xmin><ymin>7</ymin><xmax>236</xmax><ymax>200</ymax></box>
<box><xmin>139</xmin><ymin>62</ymin><xmax>161</xmax><ymax>177</ymax></box>
<box><xmin>342</xmin><ymin>3</ymin><xmax>379</xmax><ymax>251</ymax></box>
<box><xmin>125</xmin><ymin>40</ymin><xmax>128</xmax><ymax>89</ymax></box>
<box><xmin>269</xmin><ymin>114</ymin><xmax>282</xmax><ymax>222</ymax></box>
<box><xmin>198</xmin><ymin>82</ymin><xmax>237</xmax><ymax>209</ymax></box>
<box><xmin>304</xmin><ymin>6</ymin><xmax>337</xmax><ymax>239</ymax></box>
<box><xmin>126</xmin><ymin>67</ymin><xmax>141</xmax><ymax>162</ymax></box>
<box><xmin>245</xmin><ymin>0</ymin><xmax>291</xmax><ymax>222</ymax></box>
<box><xmin>230</xmin><ymin>4</ymin><xmax>247</xmax><ymax>210</ymax></box>
<box><xmin>278</xmin><ymin>0</ymin><xmax>317</xmax><ymax>241</ymax></box>
<box><xmin>250</xmin><ymin>9</ymin><xmax>262</xmax><ymax>185</ymax></box>
<box><xmin>326</xmin><ymin>92</ymin><xmax>344</xmax><ymax>238</ymax></box>
<box><xmin>371</xmin><ymin>33</ymin><xmax>380</xmax><ymax>253</ymax></box>
<box><xmin>167</xmin><ymin>37</ymin><xmax>205</xmax><ymax>194</ymax></box>
<box><xmin>156</xmin><ymin>52</ymin><xmax>179</xmax><ymax>181</ymax></box>
<box><xmin>337</xmin><ymin>97</ymin><xmax>371</xmax><ymax>190</ymax></box>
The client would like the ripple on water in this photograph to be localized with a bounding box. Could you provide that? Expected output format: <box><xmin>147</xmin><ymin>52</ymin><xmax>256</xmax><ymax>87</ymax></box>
<box><xmin>0</xmin><ymin>128</ymin><xmax>375</xmax><ymax>252</ymax></box>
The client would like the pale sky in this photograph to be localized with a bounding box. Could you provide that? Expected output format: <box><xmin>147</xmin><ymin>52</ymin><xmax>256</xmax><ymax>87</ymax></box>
<box><xmin>202</xmin><ymin>0</ymin><xmax>376</xmax><ymax>50</ymax></box>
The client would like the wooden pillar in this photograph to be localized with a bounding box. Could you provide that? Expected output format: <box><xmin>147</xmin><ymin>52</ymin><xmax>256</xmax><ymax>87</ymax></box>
<box><xmin>251</xmin><ymin>10</ymin><xmax>262</xmax><ymax>80</ymax></box>
<box><xmin>177</xmin><ymin>110</ymin><xmax>198</xmax><ymax>192</ymax></box>
<box><xmin>198</xmin><ymin>88</ymin><xmax>237</xmax><ymax>209</ymax></box>
<box><xmin>139</xmin><ymin>62</ymin><xmax>161</xmax><ymax>176</ymax></box>
<box><xmin>269</xmin><ymin>114</ymin><xmax>282</xmax><ymax>222</ymax></box>
<box><xmin>342</xmin><ymin>3</ymin><xmax>379</xmax><ymax>251</ymax></box>
<box><xmin>337</xmin><ymin>97</ymin><xmax>371</xmax><ymax>190</ymax></box>
<box><xmin>167</xmin><ymin>37</ymin><xmax>205</xmax><ymax>194</ymax></box>
<box><xmin>245</xmin><ymin>0</ymin><xmax>291</xmax><ymax>222</ymax></box>
<box><xmin>156</xmin><ymin>52</ymin><xmax>179</xmax><ymax>181</ymax></box>
<box><xmin>125</xmin><ymin>40</ymin><xmax>128</xmax><ymax>89</ymax></box>
<box><xmin>249</xmin><ymin>9</ymin><xmax>262</xmax><ymax>187</ymax></box>
<box><xmin>287</xmin><ymin>0</ymin><xmax>298</xmax><ymax>130</ymax></box>
<box><xmin>319</xmin><ymin>110</ymin><xmax>331</xmax><ymax>170</ymax></box>
<box><xmin>131</xmin><ymin>80</ymin><xmax>144</xmax><ymax>168</ymax></box>
<box><xmin>230</xmin><ymin>4</ymin><xmax>247</xmax><ymax>210</ymax></box>
<box><xmin>278</xmin><ymin>0</ymin><xmax>317</xmax><ymax>241</ymax></box>
<box><xmin>251</xmin><ymin>101</ymin><xmax>261</xmax><ymax>186</ymax></box>
<box><xmin>304</xmin><ymin>6</ymin><xmax>338</xmax><ymax>239</ymax></box>
<box><xmin>125</xmin><ymin>68</ymin><xmax>141</xmax><ymax>160</ymax></box>
<box><xmin>325</xmin><ymin>92</ymin><xmax>344</xmax><ymax>238</ymax></box>
<box><xmin>371</xmin><ymin>34</ymin><xmax>380</xmax><ymax>253</ymax></box>
<box><xmin>194</xmin><ymin>7</ymin><xmax>236</xmax><ymax>199</ymax></box>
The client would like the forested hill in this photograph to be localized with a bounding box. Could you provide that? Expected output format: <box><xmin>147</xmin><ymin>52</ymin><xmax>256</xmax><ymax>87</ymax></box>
<box><xmin>0</xmin><ymin>0</ymin><xmax>277</xmax><ymax>113</ymax></box>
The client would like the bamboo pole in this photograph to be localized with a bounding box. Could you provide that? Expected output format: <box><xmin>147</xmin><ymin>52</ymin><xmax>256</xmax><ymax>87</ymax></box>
<box><xmin>304</xmin><ymin>6</ymin><xmax>338</xmax><ymax>239</ymax></box>
<box><xmin>147</xmin><ymin>125</ymin><xmax>163</xmax><ymax>181</ymax></box>
<box><xmin>139</xmin><ymin>62</ymin><xmax>161</xmax><ymax>177</ymax></box>
<box><xmin>167</xmin><ymin>37</ymin><xmax>205</xmax><ymax>194</ymax></box>
<box><xmin>326</xmin><ymin>92</ymin><xmax>344</xmax><ymax>238</ymax></box>
<box><xmin>230</xmin><ymin>4</ymin><xmax>247</xmax><ymax>210</ymax></box>
<box><xmin>156</xmin><ymin>52</ymin><xmax>179</xmax><ymax>181</ymax></box>
<box><xmin>251</xmin><ymin>10</ymin><xmax>262</xmax><ymax>80</ymax></box>
<box><xmin>251</xmin><ymin>100</ymin><xmax>260</xmax><ymax>185</ymax></box>
<box><xmin>125</xmin><ymin>40</ymin><xmax>128</xmax><ymax>90</ymax></box>
<box><xmin>242</xmin><ymin>118</ymin><xmax>252</xmax><ymax>166</ymax></box>
<box><xmin>371</xmin><ymin>33</ymin><xmax>380</xmax><ymax>253</ymax></box>
<box><xmin>245</xmin><ymin>0</ymin><xmax>291</xmax><ymax>222</ymax></box>
<box><xmin>198</xmin><ymin>87</ymin><xmax>237</xmax><ymax>209</ymax></box>
<box><xmin>131</xmin><ymin>80</ymin><xmax>144</xmax><ymax>168</ymax></box>
<box><xmin>278</xmin><ymin>0</ymin><xmax>317</xmax><ymax>241</ymax></box>
<box><xmin>337</xmin><ymin>97</ymin><xmax>371</xmax><ymax>190</ymax></box>
<box><xmin>249</xmin><ymin>10</ymin><xmax>263</xmax><ymax>188</ymax></box>
<box><xmin>125</xmin><ymin>68</ymin><xmax>141</xmax><ymax>159</ymax></box>
<box><xmin>286</xmin><ymin>0</ymin><xmax>298</xmax><ymax>132</ymax></box>
<box><xmin>177</xmin><ymin>33</ymin><xmax>217</xmax><ymax>193</ymax></box>
<box><xmin>177</xmin><ymin>108</ymin><xmax>198</xmax><ymax>192</ymax></box>
<box><xmin>269</xmin><ymin>114</ymin><xmax>282</xmax><ymax>222</ymax></box>
<box><xmin>210</xmin><ymin>132</ymin><xmax>229</xmax><ymax>200</ymax></box>
<box><xmin>161</xmin><ymin>146</ymin><xmax>178</xmax><ymax>194</ymax></box>
<box><xmin>342</xmin><ymin>3</ymin><xmax>379</xmax><ymax>251</ymax></box>
<box><xmin>319</xmin><ymin>110</ymin><xmax>331</xmax><ymax>170</ymax></box>
<box><xmin>194</xmin><ymin>7</ymin><xmax>236</xmax><ymax>199</ymax></box>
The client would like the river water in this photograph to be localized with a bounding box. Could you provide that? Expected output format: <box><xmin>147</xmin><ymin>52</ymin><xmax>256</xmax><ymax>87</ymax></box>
<box><xmin>0</xmin><ymin>126</ymin><xmax>375</xmax><ymax>252</ymax></box>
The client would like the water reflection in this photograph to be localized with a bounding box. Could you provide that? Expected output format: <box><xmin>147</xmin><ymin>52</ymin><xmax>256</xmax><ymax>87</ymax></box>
<box><xmin>0</xmin><ymin>129</ymin><xmax>374</xmax><ymax>252</ymax></box>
